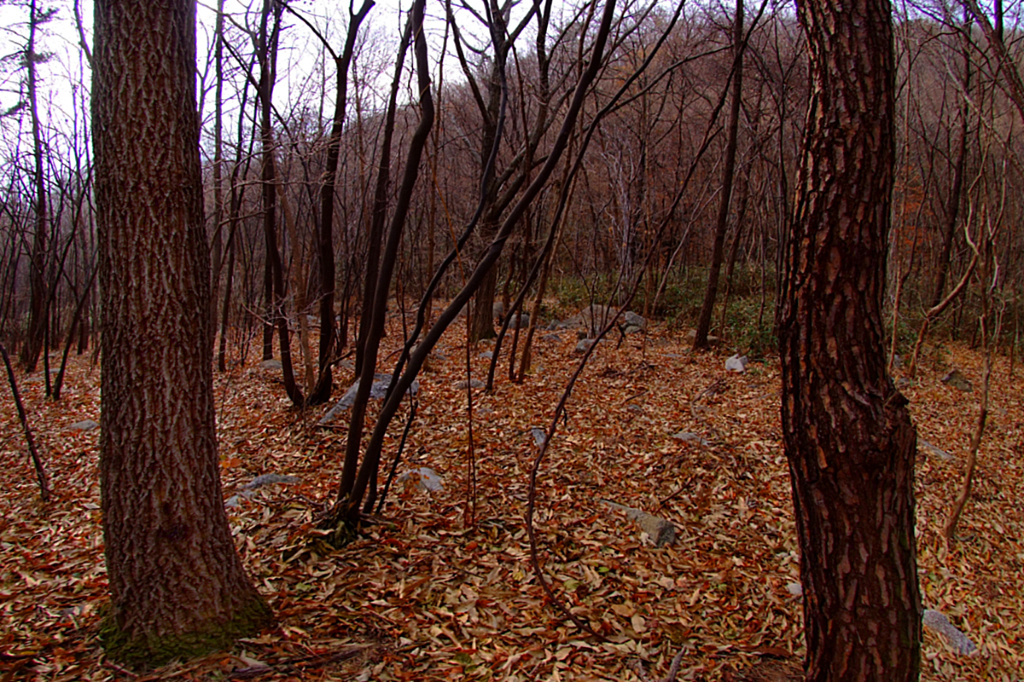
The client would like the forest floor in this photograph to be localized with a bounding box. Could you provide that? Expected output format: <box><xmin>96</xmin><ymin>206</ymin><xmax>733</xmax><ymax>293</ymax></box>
<box><xmin>1</xmin><ymin>314</ymin><xmax>1022</xmax><ymax>681</ymax></box>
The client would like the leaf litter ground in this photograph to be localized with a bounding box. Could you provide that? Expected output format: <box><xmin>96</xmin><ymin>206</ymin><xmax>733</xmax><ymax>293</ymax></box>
<box><xmin>1</xmin><ymin>320</ymin><xmax>1021</xmax><ymax>681</ymax></box>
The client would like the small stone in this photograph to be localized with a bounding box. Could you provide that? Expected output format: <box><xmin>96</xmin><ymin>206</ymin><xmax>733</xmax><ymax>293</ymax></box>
<box><xmin>243</xmin><ymin>473</ymin><xmax>300</xmax><ymax>490</ymax></box>
<box><xmin>725</xmin><ymin>354</ymin><xmax>749</xmax><ymax>373</ymax></box>
<box><xmin>70</xmin><ymin>419</ymin><xmax>99</xmax><ymax>432</ymax></box>
<box><xmin>923</xmin><ymin>608</ymin><xmax>977</xmax><ymax>655</ymax></box>
<box><xmin>601</xmin><ymin>499</ymin><xmax>677</xmax><ymax>547</ymax></box>
<box><xmin>319</xmin><ymin>373</ymin><xmax>419</xmax><ymax>425</ymax></box>
<box><xmin>786</xmin><ymin>582</ymin><xmax>803</xmax><ymax>597</ymax></box>
<box><xmin>530</xmin><ymin>427</ymin><xmax>547</xmax><ymax>447</ymax></box>
<box><xmin>260</xmin><ymin>359</ymin><xmax>282</xmax><ymax>370</ymax></box>
<box><xmin>620</xmin><ymin>311</ymin><xmax>646</xmax><ymax>333</ymax></box>
<box><xmin>673</xmin><ymin>431</ymin><xmax>711</xmax><ymax>446</ymax></box>
<box><xmin>456</xmin><ymin>379</ymin><xmax>485</xmax><ymax>389</ymax></box>
<box><xmin>919</xmin><ymin>439</ymin><xmax>954</xmax><ymax>462</ymax></box>
<box><xmin>399</xmin><ymin>466</ymin><xmax>443</xmax><ymax>492</ymax></box>
<box><xmin>941</xmin><ymin>370</ymin><xmax>973</xmax><ymax>392</ymax></box>
<box><xmin>574</xmin><ymin>339</ymin><xmax>597</xmax><ymax>354</ymax></box>
<box><xmin>507</xmin><ymin>312</ymin><xmax>530</xmax><ymax>329</ymax></box>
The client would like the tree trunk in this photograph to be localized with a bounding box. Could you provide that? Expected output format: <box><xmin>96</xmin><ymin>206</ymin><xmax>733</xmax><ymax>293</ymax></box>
<box><xmin>308</xmin><ymin>1</ymin><xmax>371</xmax><ymax>405</ymax></box>
<box><xmin>21</xmin><ymin>0</ymin><xmax>48</xmax><ymax>373</ymax></box>
<box><xmin>209</xmin><ymin>0</ymin><xmax>226</xmax><ymax>342</ymax></box>
<box><xmin>693</xmin><ymin>0</ymin><xmax>743</xmax><ymax>351</ymax></box>
<box><xmin>93</xmin><ymin>0</ymin><xmax>271</xmax><ymax>665</ymax></box>
<box><xmin>930</xmin><ymin>19</ymin><xmax>971</xmax><ymax>309</ymax></box>
<box><xmin>257</xmin><ymin>0</ymin><xmax>302</xmax><ymax>405</ymax></box>
<box><xmin>471</xmin><ymin>256</ymin><xmax>499</xmax><ymax>341</ymax></box>
<box><xmin>778</xmin><ymin>0</ymin><xmax>922</xmax><ymax>679</ymax></box>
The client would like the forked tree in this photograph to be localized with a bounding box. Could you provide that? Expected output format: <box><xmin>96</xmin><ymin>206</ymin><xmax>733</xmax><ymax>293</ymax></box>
<box><xmin>93</xmin><ymin>0</ymin><xmax>271</xmax><ymax>664</ymax></box>
<box><xmin>778</xmin><ymin>0</ymin><xmax>922</xmax><ymax>679</ymax></box>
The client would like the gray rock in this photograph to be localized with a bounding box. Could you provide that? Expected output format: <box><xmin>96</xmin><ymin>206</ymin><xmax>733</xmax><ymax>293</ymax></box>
<box><xmin>70</xmin><ymin>419</ymin><xmax>99</xmax><ymax>432</ymax></box>
<box><xmin>725</xmin><ymin>354</ymin><xmax>749</xmax><ymax>373</ymax></box>
<box><xmin>492</xmin><ymin>301</ymin><xmax>505</xmax><ymax>319</ymax></box>
<box><xmin>923</xmin><ymin>609</ymin><xmax>977</xmax><ymax>655</ymax></box>
<box><xmin>261</xmin><ymin>359</ymin><xmax>282</xmax><ymax>370</ymax></box>
<box><xmin>684</xmin><ymin>329</ymin><xmax>720</xmax><ymax>345</ymax></box>
<box><xmin>541</xmin><ymin>333</ymin><xmax>562</xmax><ymax>342</ymax></box>
<box><xmin>786</xmin><ymin>582</ymin><xmax>803</xmax><ymax>597</ymax></box>
<box><xmin>530</xmin><ymin>427</ymin><xmax>547</xmax><ymax>447</ymax></box>
<box><xmin>479</xmin><ymin>351</ymin><xmax>494</xmax><ymax>360</ymax></box>
<box><xmin>399</xmin><ymin>466</ymin><xmax>443</xmax><ymax>492</ymax></box>
<box><xmin>601</xmin><ymin>499</ymin><xmax>676</xmax><ymax>546</ymax></box>
<box><xmin>507</xmin><ymin>312</ymin><xmax>530</xmax><ymax>329</ymax></box>
<box><xmin>225</xmin><ymin>473</ymin><xmax>300</xmax><ymax>508</ymax></box>
<box><xmin>620</xmin><ymin>311</ymin><xmax>646</xmax><ymax>333</ymax></box>
<box><xmin>673</xmin><ymin>431</ymin><xmax>711</xmax><ymax>446</ymax></box>
<box><xmin>456</xmin><ymin>379</ymin><xmax>485</xmax><ymax>389</ymax></box>
<box><xmin>319</xmin><ymin>373</ymin><xmax>420</xmax><ymax>425</ymax></box>
<box><xmin>557</xmin><ymin>304</ymin><xmax>612</xmax><ymax>333</ymax></box>
<box><xmin>941</xmin><ymin>370</ymin><xmax>973</xmax><ymax>392</ymax></box>
<box><xmin>574</xmin><ymin>338</ymin><xmax>597</xmax><ymax>354</ymax></box>
<box><xmin>243</xmin><ymin>473</ymin><xmax>300</xmax><ymax>490</ymax></box>
<box><xmin>919</xmin><ymin>439</ymin><xmax>954</xmax><ymax>462</ymax></box>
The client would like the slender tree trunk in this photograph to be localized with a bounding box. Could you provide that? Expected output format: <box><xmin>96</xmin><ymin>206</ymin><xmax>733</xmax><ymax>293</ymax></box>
<box><xmin>262</xmin><ymin>257</ymin><xmax>273</xmax><ymax>360</ymax></box>
<box><xmin>336</xmin><ymin>0</ymin><xmax>434</xmax><ymax>529</ymax></box>
<box><xmin>471</xmin><ymin>256</ymin><xmax>499</xmax><ymax>341</ymax></box>
<box><xmin>22</xmin><ymin>0</ymin><xmax>48</xmax><ymax>373</ymax></box>
<box><xmin>217</xmin><ymin>222</ymin><xmax>236</xmax><ymax>372</ymax></box>
<box><xmin>693</xmin><ymin>0</ymin><xmax>744</xmax><ymax>350</ymax></box>
<box><xmin>325</xmin><ymin>0</ymin><xmax>620</xmax><ymax>541</ymax></box>
<box><xmin>1</xmin><ymin>342</ymin><xmax>49</xmax><ymax>501</ymax></box>
<box><xmin>778</xmin><ymin>0</ymin><xmax>921</xmax><ymax>679</ymax></box>
<box><xmin>931</xmin><ymin>22</ymin><xmax>971</xmax><ymax>309</ymax></box>
<box><xmin>309</xmin><ymin>1</ymin><xmax>372</xmax><ymax>405</ymax></box>
<box><xmin>353</xmin><ymin>17</ymin><xmax>410</xmax><ymax>379</ymax></box>
<box><xmin>93</xmin><ymin>0</ymin><xmax>271</xmax><ymax>664</ymax></box>
<box><xmin>210</xmin><ymin>0</ymin><xmax>226</xmax><ymax>342</ymax></box>
<box><xmin>257</xmin><ymin>0</ymin><xmax>301</xmax><ymax>404</ymax></box>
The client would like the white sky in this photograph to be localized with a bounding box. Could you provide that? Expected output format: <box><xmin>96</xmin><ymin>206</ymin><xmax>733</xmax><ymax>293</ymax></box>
<box><xmin>0</xmin><ymin>0</ymin><xmax>416</xmax><ymax>162</ymax></box>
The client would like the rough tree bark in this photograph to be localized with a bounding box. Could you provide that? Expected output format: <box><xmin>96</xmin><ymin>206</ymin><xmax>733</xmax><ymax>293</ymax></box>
<box><xmin>778</xmin><ymin>0</ymin><xmax>922</xmax><ymax>679</ymax></box>
<box><xmin>93</xmin><ymin>0</ymin><xmax>271</xmax><ymax>664</ymax></box>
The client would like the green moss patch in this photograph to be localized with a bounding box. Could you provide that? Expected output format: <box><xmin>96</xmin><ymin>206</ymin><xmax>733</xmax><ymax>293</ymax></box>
<box><xmin>99</xmin><ymin>597</ymin><xmax>273</xmax><ymax>668</ymax></box>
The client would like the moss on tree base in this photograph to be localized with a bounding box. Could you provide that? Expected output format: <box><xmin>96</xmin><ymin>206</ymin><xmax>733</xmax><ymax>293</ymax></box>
<box><xmin>99</xmin><ymin>596</ymin><xmax>273</xmax><ymax>668</ymax></box>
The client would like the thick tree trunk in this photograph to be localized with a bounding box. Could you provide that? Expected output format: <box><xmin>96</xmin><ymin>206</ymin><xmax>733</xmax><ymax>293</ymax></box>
<box><xmin>778</xmin><ymin>0</ymin><xmax>921</xmax><ymax>679</ymax></box>
<box><xmin>93</xmin><ymin>0</ymin><xmax>271</xmax><ymax>665</ymax></box>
